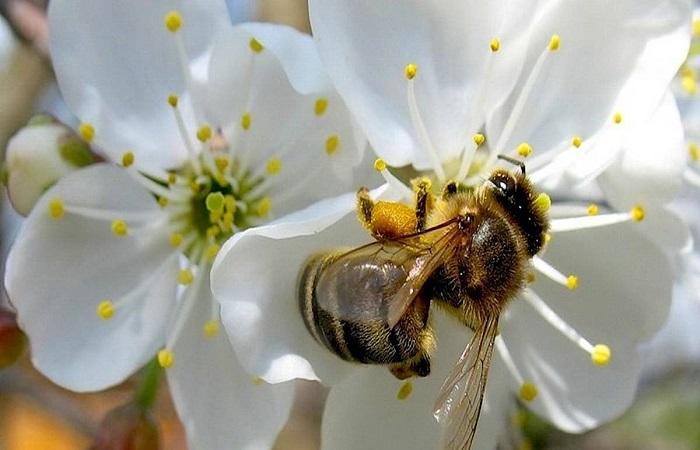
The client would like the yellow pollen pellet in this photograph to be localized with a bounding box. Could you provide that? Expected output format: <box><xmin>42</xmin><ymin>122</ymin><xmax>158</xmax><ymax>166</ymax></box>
<box><xmin>613</xmin><ymin>112</ymin><xmax>623</xmax><ymax>124</ymax></box>
<box><xmin>591</xmin><ymin>344</ymin><xmax>611</xmax><ymax>366</ymax></box>
<box><xmin>517</xmin><ymin>142</ymin><xmax>533</xmax><ymax>157</ymax></box>
<box><xmin>571</xmin><ymin>135</ymin><xmax>582</xmax><ymax>148</ymax></box>
<box><xmin>527</xmin><ymin>272</ymin><xmax>536</xmax><ymax>284</ymax></box>
<box><xmin>693</xmin><ymin>18</ymin><xmax>700</xmax><ymax>37</ymax></box>
<box><xmin>241</xmin><ymin>113</ymin><xmax>252</xmax><ymax>130</ymax></box>
<box><xmin>548</xmin><ymin>34</ymin><xmax>561</xmax><ymax>51</ymax></box>
<box><xmin>164</xmin><ymin>11</ymin><xmax>182</xmax><ymax>33</ymax></box>
<box><xmin>397</xmin><ymin>381</ymin><xmax>413</xmax><ymax>400</ymax></box>
<box><xmin>689</xmin><ymin>143</ymin><xmax>700</xmax><ymax>162</ymax></box>
<box><xmin>473</xmin><ymin>133</ymin><xmax>486</xmax><ymax>146</ymax></box>
<box><xmin>249</xmin><ymin>37</ymin><xmax>264</xmax><ymax>53</ymax></box>
<box><xmin>215</xmin><ymin>157</ymin><xmax>229</xmax><ymax>172</ymax></box>
<box><xmin>178</xmin><ymin>269</ymin><xmax>194</xmax><ymax>285</ymax></box>
<box><xmin>566</xmin><ymin>275</ymin><xmax>578</xmax><ymax>290</ymax></box>
<box><xmin>79</xmin><ymin>122</ymin><xmax>95</xmax><ymax>142</ymax></box>
<box><xmin>169</xmin><ymin>233</ymin><xmax>184</xmax><ymax>247</ymax></box>
<box><xmin>158</xmin><ymin>196</ymin><xmax>169</xmax><ymax>208</ymax></box>
<box><xmin>374</xmin><ymin>158</ymin><xmax>387</xmax><ymax>172</ymax></box>
<box><xmin>630</xmin><ymin>205</ymin><xmax>645</xmax><ymax>222</ymax></box>
<box><xmin>203</xmin><ymin>320</ymin><xmax>220</xmax><ymax>338</ymax></box>
<box><xmin>206</xmin><ymin>244</ymin><xmax>220</xmax><ymax>263</ymax></box>
<box><xmin>326</xmin><ymin>135</ymin><xmax>340</xmax><ymax>155</ymax></box>
<box><xmin>96</xmin><ymin>300</ymin><xmax>115</xmax><ymax>320</ymax></box>
<box><xmin>534</xmin><ymin>192</ymin><xmax>551</xmax><ymax>212</ymax></box>
<box><xmin>197</xmin><ymin>126</ymin><xmax>212</xmax><ymax>143</ymax></box>
<box><xmin>111</xmin><ymin>219</ymin><xmax>128</xmax><ymax>237</ymax></box>
<box><xmin>490</xmin><ymin>38</ymin><xmax>500</xmax><ymax>52</ymax></box>
<box><xmin>682</xmin><ymin>75</ymin><xmax>697</xmax><ymax>95</ymax></box>
<box><xmin>404</xmin><ymin>63</ymin><xmax>418</xmax><ymax>80</ymax></box>
<box><xmin>519</xmin><ymin>382</ymin><xmax>538</xmax><ymax>402</ymax></box>
<box><xmin>587</xmin><ymin>203</ymin><xmax>599</xmax><ymax>216</ymax></box>
<box><xmin>256</xmin><ymin>197</ymin><xmax>272</xmax><ymax>217</ymax></box>
<box><xmin>48</xmin><ymin>198</ymin><xmax>65</xmax><ymax>219</ymax></box>
<box><xmin>167</xmin><ymin>94</ymin><xmax>179</xmax><ymax>108</ymax></box>
<box><xmin>315</xmin><ymin>98</ymin><xmax>329</xmax><ymax>116</ymax></box>
<box><xmin>267</xmin><ymin>158</ymin><xmax>282</xmax><ymax>175</ymax></box>
<box><xmin>158</xmin><ymin>349</ymin><xmax>174</xmax><ymax>368</ymax></box>
<box><xmin>121</xmin><ymin>151</ymin><xmax>135</xmax><ymax>167</ymax></box>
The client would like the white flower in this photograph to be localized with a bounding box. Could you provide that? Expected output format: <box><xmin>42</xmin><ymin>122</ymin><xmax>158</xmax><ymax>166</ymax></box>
<box><xmin>4</xmin><ymin>1</ymin><xmax>364</xmax><ymax>449</ymax></box>
<box><xmin>212</xmin><ymin>1</ymin><xmax>690</xmax><ymax>449</ymax></box>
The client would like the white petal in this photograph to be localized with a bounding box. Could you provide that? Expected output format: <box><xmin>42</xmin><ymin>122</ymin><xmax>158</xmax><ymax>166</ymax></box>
<box><xmin>167</xmin><ymin>274</ymin><xmax>295</xmax><ymax>450</ymax></box>
<box><xmin>309</xmin><ymin>0</ymin><xmax>539</xmax><ymax>169</ymax></box>
<box><xmin>501</xmin><ymin>221</ymin><xmax>672</xmax><ymax>431</ymax></box>
<box><xmin>5</xmin><ymin>164</ymin><xmax>177</xmax><ymax>391</ymax></box>
<box><xmin>48</xmin><ymin>0</ymin><xmax>229</xmax><ymax>168</ymax></box>
<box><xmin>322</xmin><ymin>312</ymin><xmax>511</xmax><ymax>450</ymax></box>
<box><xmin>487</xmin><ymin>0</ymin><xmax>690</xmax><ymax>174</ymax></box>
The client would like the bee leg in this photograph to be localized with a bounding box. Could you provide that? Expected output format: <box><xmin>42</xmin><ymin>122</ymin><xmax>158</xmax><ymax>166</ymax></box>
<box><xmin>411</xmin><ymin>177</ymin><xmax>434</xmax><ymax>232</ymax></box>
<box><xmin>389</xmin><ymin>327</ymin><xmax>434</xmax><ymax>379</ymax></box>
<box><xmin>356</xmin><ymin>186</ymin><xmax>375</xmax><ymax>234</ymax></box>
<box><xmin>441</xmin><ymin>180</ymin><xmax>459</xmax><ymax>201</ymax></box>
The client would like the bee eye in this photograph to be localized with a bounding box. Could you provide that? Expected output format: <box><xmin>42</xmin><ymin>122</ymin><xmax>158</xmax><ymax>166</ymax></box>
<box><xmin>490</xmin><ymin>172</ymin><xmax>517</xmax><ymax>197</ymax></box>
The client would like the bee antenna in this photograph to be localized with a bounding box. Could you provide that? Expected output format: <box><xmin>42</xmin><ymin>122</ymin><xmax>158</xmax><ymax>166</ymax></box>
<box><xmin>497</xmin><ymin>155</ymin><xmax>526</xmax><ymax>175</ymax></box>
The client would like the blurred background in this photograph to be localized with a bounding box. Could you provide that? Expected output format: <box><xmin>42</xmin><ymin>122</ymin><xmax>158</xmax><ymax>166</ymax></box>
<box><xmin>0</xmin><ymin>1</ymin><xmax>699</xmax><ymax>449</ymax></box>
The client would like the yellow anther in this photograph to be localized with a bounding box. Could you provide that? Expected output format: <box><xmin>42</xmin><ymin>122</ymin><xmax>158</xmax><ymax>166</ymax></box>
<box><xmin>215</xmin><ymin>157</ymin><xmax>229</xmax><ymax>172</ymax></box>
<box><xmin>190</xmin><ymin>180</ymin><xmax>200</xmax><ymax>193</ymax></box>
<box><xmin>591</xmin><ymin>344</ymin><xmax>611</xmax><ymax>367</ymax></box>
<box><xmin>96</xmin><ymin>300</ymin><xmax>115</xmax><ymax>320</ymax></box>
<box><xmin>325</xmin><ymin>135</ymin><xmax>340</xmax><ymax>155</ymax></box>
<box><xmin>207</xmin><ymin>225</ymin><xmax>221</xmax><ymax>239</ymax></box>
<box><xmin>613</xmin><ymin>112</ymin><xmax>623</xmax><ymax>124</ymax></box>
<box><xmin>315</xmin><ymin>98</ymin><xmax>329</xmax><ymax>116</ymax></box>
<box><xmin>630</xmin><ymin>205</ymin><xmax>645</xmax><ymax>222</ymax></box>
<box><xmin>517</xmin><ymin>142</ymin><xmax>533</xmax><ymax>157</ymax></box>
<box><xmin>168</xmin><ymin>173</ymin><xmax>178</xmax><ymax>185</ymax></box>
<box><xmin>169</xmin><ymin>233</ymin><xmax>184</xmax><ymax>247</ymax></box>
<box><xmin>203</xmin><ymin>320</ymin><xmax>220</xmax><ymax>338</ymax></box>
<box><xmin>473</xmin><ymin>133</ymin><xmax>486</xmax><ymax>146</ymax></box>
<box><xmin>690</xmin><ymin>143</ymin><xmax>700</xmax><ymax>162</ymax></box>
<box><xmin>256</xmin><ymin>197</ymin><xmax>272</xmax><ymax>217</ymax></box>
<box><xmin>490</xmin><ymin>38</ymin><xmax>500</xmax><ymax>52</ymax></box>
<box><xmin>121</xmin><ymin>151</ymin><xmax>135</xmax><ymax>168</ymax></box>
<box><xmin>111</xmin><ymin>219</ymin><xmax>128</xmax><ymax>237</ymax></box>
<box><xmin>221</xmin><ymin>213</ymin><xmax>234</xmax><ymax>232</ymax></box>
<box><xmin>48</xmin><ymin>198</ymin><xmax>65</xmax><ymax>219</ymax></box>
<box><xmin>374</xmin><ymin>158</ymin><xmax>387</xmax><ymax>172</ymax></box>
<box><xmin>519</xmin><ymin>382</ymin><xmax>538</xmax><ymax>402</ymax></box>
<box><xmin>158</xmin><ymin>196</ymin><xmax>169</xmax><ymax>208</ymax></box>
<box><xmin>224</xmin><ymin>195</ymin><xmax>236</xmax><ymax>213</ymax></box>
<box><xmin>693</xmin><ymin>18</ymin><xmax>700</xmax><ymax>38</ymax></box>
<box><xmin>177</xmin><ymin>269</ymin><xmax>194</xmax><ymax>285</ymax></box>
<box><xmin>587</xmin><ymin>203</ymin><xmax>599</xmax><ymax>216</ymax></box>
<box><xmin>534</xmin><ymin>192</ymin><xmax>551</xmax><ymax>212</ymax></box>
<box><xmin>158</xmin><ymin>349</ymin><xmax>174</xmax><ymax>368</ymax></box>
<box><xmin>241</xmin><ymin>113</ymin><xmax>252</xmax><ymax>130</ymax></box>
<box><xmin>206</xmin><ymin>244</ymin><xmax>221</xmax><ymax>263</ymax></box>
<box><xmin>397</xmin><ymin>381</ymin><xmax>413</xmax><ymax>400</ymax></box>
<box><xmin>404</xmin><ymin>63</ymin><xmax>418</xmax><ymax>80</ymax></box>
<box><xmin>571</xmin><ymin>135</ymin><xmax>582</xmax><ymax>148</ymax></box>
<box><xmin>566</xmin><ymin>275</ymin><xmax>578</xmax><ymax>290</ymax></box>
<box><xmin>512</xmin><ymin>410</ymin><xmax>528</xmax><ymax>428</ymax></box>
<box><xmin>206</xmin><ymin>192</ymin><xmax>225</xmax><ymax>213</ymax></box>
<box><xmin>197</xmin><ymin>126</ymin><xmax>212</xmax><ymax>143</ymax></box>
<box><xmin>79</xmin><ymin>122</ymin><xmax>95</xmax><ymax>142</ymax></box>
<box><xmin>164</xmin><ymin>11</ymin><xmax>183</xmax><ymax>33</ymax></box>
<box><xmin>526</xmin><ymin>272</ymin><xmax>536</xmax><ymax>284</ymax></box>
<box><xmin>266</xmin><ymin>158</ymin><xmax>282</xmax><ymax>175</ymax></box>
<box><xmin>682</xmin><ymin>75</ymin><xmax>697</xmax><ymax>95</ymax></box>
<box><xmin>252</xmin><ymin>376</ymin><xmax>264</xmax><ymax>385</ymax></box>
<box><xmin>167</xmin><ymin>94</ymin><xmax>179</xmax><ymax>108</ymax></box>
<box><xmin>249</xmin><ymin>37</ymin><xmax>264</xmax><ymax>53</ymax></box>
<box><xmin>681</xmin><ymin>65</ymin><xmax>696</xmax><ymax>79</ymax></box>
<box><xmin>548</xmin><ymin>34</ymin><xmax>561</xmax><ymax>51</ymax></box>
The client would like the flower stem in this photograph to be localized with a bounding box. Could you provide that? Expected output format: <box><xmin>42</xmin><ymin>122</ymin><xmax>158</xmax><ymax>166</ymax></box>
<box><xmin>134</xmin><ymin>358</ymin><xmax>162</xmax><ymax>410</ymax></box>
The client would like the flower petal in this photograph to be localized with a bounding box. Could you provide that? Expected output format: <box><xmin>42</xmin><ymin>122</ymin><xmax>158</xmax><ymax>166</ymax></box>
<box><xmin>5</xmin><ymin>164</ymin><xmax>177</xmax><ymax>391</ymax></box>
<box><xmin>48</xmin><ymin>0</ymin><xmax>229</xmax><ymax>168</ymax></box>
<box><xmin>309</xmin><ymin>0</ymin><xmax>539</xmax><ymax>169</ymax></box>
<box><xmin>167</xmin><ymin>273</ymin><xmax>295</xmax><ymax>450</ymax></box>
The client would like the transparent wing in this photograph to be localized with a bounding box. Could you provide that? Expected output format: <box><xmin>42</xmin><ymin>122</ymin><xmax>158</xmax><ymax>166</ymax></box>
<box><xmin>433</xmin><ymin>315</ymin><xmax>499</xmax><ymax>450</ymax></box>
<box><xmin>314</xmin><ymin>221</ymin><xmax>459</xmax><ymax>328</ymax></box>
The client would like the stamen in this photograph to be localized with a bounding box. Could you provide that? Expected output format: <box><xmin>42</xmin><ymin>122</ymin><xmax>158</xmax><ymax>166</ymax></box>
<box><xmin>397</xmin><ymin>380</ymin><xmax>414</xmax><ymax>400</ymax></box>
<box><xmin>517</xmin><ymin>142</ymin><xmax>533</xmax><ymax>158</ymax></box>
<box><xmin>78</xmin><ymin>122</ymin><xmax>95</xmax><ymax>143</ymax></box>
<box><xmin>519</xmin><ymin>383</ymin><xmax>538</xmax><ymax>402</ymax></box>
<box><xmin>111</xmin><ymin>219</ymin><xmax>128</xmax><ymax>237</ymax></box>
<box><xmin>197</xmin><ymin>126</ymin><xmax>212</xmax><ymax>143</ymax></box>
<box><xmin>125</xmin><ymin>169</ymin><xmax>191</xmax><ymax>203</ymax></box>
<box><xmin>158</xmin><ymin>348</ymin><xmax>175</xmax><ymax>368</ymax></box>
<box><xmin>404</xmin><ymin>63</ymin><xmax>446</xmax><ymax>182</ymax></box>
<box><xmin>496</xmin><ymin>337</ymin><xmax>538</xmax><ymax>402</ymax></box>
<box><xmin>203</xmin><ymin>320</ymin><xmax>220</xmax><ymax>338</ymax></box>
<box><xmin>326</xmin><ymin>135</ymin><xmax>340</xmax><ymax>155</ymax></box>
<box><xmin>163</xmin><ymin>11</ymin><xmax>183</xmax><ymax>33</ymax></box>
<box><xmin>591</xmin><ymin>344</ymin><xmax>611</xmax><ymax>366</ymax></box>
<box><xmin>548</xmin><ymin>34</ymin><xmax>561</xmax><ymax>51</ymax></box>
<box><xmin>587</xmin><ymin>204</ymin><xmax>599</xmax><ymax>216</ymax></box>
<box><xmin>96</xmin><ymin>300</ymin><xmax>115</xmax><ymax>320</ymax></box>
<box><xmin>571</xmin><ymin>135</ymin><xmax>583</xmax><ymax>148</ymax></box>
<box><xmin>532</xmin><ymin>256</ymin><xmax>578</xmax><ymax>290</ymax></box>
<box><xmin>206</xmin><ymin>244</ymin><xmax>220</xmax><ymax>263</ymax></box>
<box><xmin>241</xmin><ymin>113</ymin><xmax>252</xmax><ymax>131</ymax></box>
<box><xmin>249</xmin><ymin>37</ymin><xmax>264</xmax><ymax>53</ymax></box>
<box><xmin>48</xmin><ymin>198</ymin><xmax>65</xmax><ymax>219</ymax></box>
<box><xmin>549</xmin><ymin>207</ymin><xmax>644</xmax><ymax>232</ymax></box>
<box><xmin>374</xmin><ymin>159</ymin><xmax>414</xmax><ymax>200</ymax></box>
<box><xmin>490</xmin><ymin>38</ymin><xmax>500</xmax><ymax>52</ymax></box>
<box><xmin>164</xmin><ymin>258</ymin><xmax>207</xmax><ymax>353</ymax></box>
<box><xmin>256</xmin><ymin>197</ymin><xmax>272</xmax><ymax>217</ymax></box>
<box><xmin>177</xmin><ymin>268</ymin><xmax>194</xmax><ymax>285</ymax></box>
<box><xmin>682</xmin><ymin>75</ymin><xmax>697</xmax><ymax>95</ymax></box>
<box><xmin>456</xmin><ymin>133</ymin><xmax>486</xmax><ymax>182</ymax></box>
<box><xmin>266</xmin><ymin>158</ymin><xmax>282</xmax><ymax>175</ymax></box>
<box><xmin>689</xmin><ymin>143</ymin><xmax>700</xmax><ymax>162</ymax></box>
<box><xmin>315</xmin><ymin>97</ymin><xmax>329</xmax><ymax>116</ymax></box>
<box><xmin>613</xmin><ymin>112</ymin><xmax>623</xmax><ymax>124</ymax></box>
<box><xmin>121</xmin><ymin>151</ymin><xmax>135</xmax><ymax>168</ymax></box>
<box><xmin>168</xmin><ymin>94</ymin><xmax>201</xmax><ymax>175</ymax></box>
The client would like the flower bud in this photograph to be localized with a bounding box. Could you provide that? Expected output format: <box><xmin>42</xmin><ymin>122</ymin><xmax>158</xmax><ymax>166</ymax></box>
<box><xmin>4</xmin><ymin>117</ymin><xmax>95</xmax><ymax>216</ymax></box>
<box><xmin>0</xmin><ymin>309</ymin><xmax>27</xmax><ymax>369</ymax></box>
<box><xmin>90</xmin><ymin>403</ymin><xmax>160</xmax><ymax>450</ymax></box>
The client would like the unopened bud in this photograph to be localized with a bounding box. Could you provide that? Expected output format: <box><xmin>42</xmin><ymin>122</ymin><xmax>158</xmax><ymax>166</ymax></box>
<box><xmin>0</xmin><ymin>309</ymin><xmax>27</xmax><ymax>369</ymax></box>
<box><xmin>5</xmin><ymin>117</ymin><xmax>96</xmax><ymax>216</ymax></box>
<box><xmin>90</xmin><ymin>403</ymin><xmax>160</xmax><ymax>450</ymax></box>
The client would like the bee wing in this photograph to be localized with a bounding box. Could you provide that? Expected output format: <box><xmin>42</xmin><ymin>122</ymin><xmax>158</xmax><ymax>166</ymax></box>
<box><xmin>433</xmin><ymin>315</ymin><xmax>499</xmax><ymax>450</ymax></box>
<box><xmin>313</xmin><ymin>222</ymin><xmax>459</xmax><ymax>328</ymax></box>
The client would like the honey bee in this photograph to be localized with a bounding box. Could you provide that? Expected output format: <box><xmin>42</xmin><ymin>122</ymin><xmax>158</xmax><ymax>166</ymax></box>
<box><xmin>299</xmin><ymin>158</ymin><xmax>549</xmax><ymax>449</ymax></box>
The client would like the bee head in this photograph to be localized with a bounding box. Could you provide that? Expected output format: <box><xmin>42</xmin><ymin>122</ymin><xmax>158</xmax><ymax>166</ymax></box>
<box><xmin>487</xmin><ymin>169</ymin><xmax>549</xmax><ymax>257</ymax></box>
